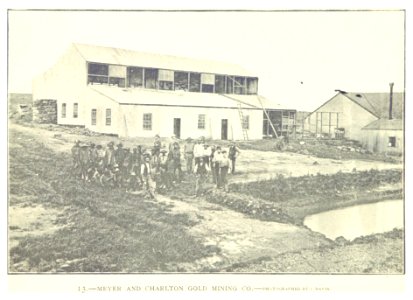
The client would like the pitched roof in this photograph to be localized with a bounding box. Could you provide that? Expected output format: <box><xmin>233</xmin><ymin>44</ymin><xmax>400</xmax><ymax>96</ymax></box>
<box><xmin>342</xmin><ymin>92</ymin><xmax>404</xmax><ymax>119</ymax></box>
<box><xmin>73</xmin><ymin>43</ymin><xmax>256</xmax><ymax>77</ymax></box>
<box><xmin>362</xmin><ymin>118</ymin><xmax>403</xmax><ymax>131</ymax></box>
<box><xmin>88</xmin><ymin>85</ymin><xmax>286</xmax><ymax>110</ymax></box>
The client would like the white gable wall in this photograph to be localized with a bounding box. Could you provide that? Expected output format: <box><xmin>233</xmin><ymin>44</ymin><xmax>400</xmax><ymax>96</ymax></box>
<box><xmin>33</xmin><ymin>45</ymin><xmax>88</xmax><ymax>126</ymax></box>
<box><xmin>306</xmin><ymin>94</ymin><xmax>378</xmax><ymax>140</ymax></box>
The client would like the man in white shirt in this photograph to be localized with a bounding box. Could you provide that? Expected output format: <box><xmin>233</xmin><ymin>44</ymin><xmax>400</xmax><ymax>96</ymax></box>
<box><xmin>193</xmin><ymin>138</ymin><xmax>204</xmax><ymax>167</ymax></box>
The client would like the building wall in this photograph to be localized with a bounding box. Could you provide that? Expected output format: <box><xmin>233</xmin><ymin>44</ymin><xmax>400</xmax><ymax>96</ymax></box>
<box><xmin>117</xmin><ymin>105</ymin><xmax>263</xmax><ymax>140</ymax></box>
<box><xmin>360</xmin><ymin>129</ymin><xmax>403</xmax><ymax>153</ymax></box>
<box><xmin>305</xmin><ymin>93</ymin><xmax>378</xmax><ymax>140</ymax></box>
<box><xmin>32</xmin><ymin>45</ymin><xmax>87</xmax><ymax>126</ymax></box>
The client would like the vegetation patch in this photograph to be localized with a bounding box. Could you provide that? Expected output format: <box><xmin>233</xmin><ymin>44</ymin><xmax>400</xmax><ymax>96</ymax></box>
<box><xmin>9</xmin><ymin>129</ymin><xmax>216</xmax><ymax>272</ymax></box>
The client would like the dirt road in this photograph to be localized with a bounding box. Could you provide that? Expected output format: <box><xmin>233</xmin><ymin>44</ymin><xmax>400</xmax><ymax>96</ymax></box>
<box><xmin>155</xmin><ymin>195</ymin><xmax>330</xmax><ymax>271</ymax></box>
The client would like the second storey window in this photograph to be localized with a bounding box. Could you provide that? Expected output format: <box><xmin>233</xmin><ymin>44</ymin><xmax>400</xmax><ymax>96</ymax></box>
<box><xmin>61</xmin><ymin>103</ymin><xmax>66</xmax><ymax>118</ymax></box>
<box><xmin>106</xmin><ymin>109</ymin><xmax>111</xmax><ymax>126</ymax></box>
<box><xmin>143</xmin><ymin>113</ymin><xmax>152</xmax><ymax>130</ymax></box>
<box><xmin>73</xmin><ymin>103</ymin><xmax>78</xmax><ymax>118</ymax></box>
<box><xmin>198</xmin><ymin>114</ymin><xmax>205</xmax><ymax>129</ymax></box>
<box><xmin>91</xmin><ymin>109</ymin><xmax>97</xmax><ymax>125</ymax></box>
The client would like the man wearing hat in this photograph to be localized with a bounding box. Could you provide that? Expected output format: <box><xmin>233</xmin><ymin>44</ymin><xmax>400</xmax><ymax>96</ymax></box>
<box><xmin>104</xmin><ymin>141</ymin><xmax>116</xmax><ymax>170</ymax></box>
<box><xmin>184</xmin><ymin>137</ymin><xmax>195</xmax><ymax>173</ymax></box>
<box><xmin>159</xmin><ymin>148</ymin><xmax>171</xmax><ymax>189</ymax></box>
<box><xmin>219</xmin><ymin>149</ymin><xmax>231</xmax><ymax>192</ymax></box>
<box><xmin>141</xmin><ymin>153</ymin><xmax>156</xmax><ymax>199</ymax></box>
<box><xmin>153</xmin><ymin>134</ymin><xmax>161</xmax><ymax>158</ymax></box>
<box><xmin>228</xmin><ymin>142</ymin><xmax>241</xmax><ymax>174</ymax></box>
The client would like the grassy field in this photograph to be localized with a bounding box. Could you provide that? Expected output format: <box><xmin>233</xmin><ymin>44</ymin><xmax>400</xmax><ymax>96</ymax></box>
<box><xmin>9</xmin><ymin>128</ymin><xmax>216</xmax><ymax>272</ymax></box>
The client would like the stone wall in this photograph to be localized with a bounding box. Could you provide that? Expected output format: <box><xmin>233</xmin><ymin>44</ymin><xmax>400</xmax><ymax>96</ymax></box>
<box><xmin>33</xmin><ymin>99</ymin><xmax>57</xmax><ymax>124</ymax></box>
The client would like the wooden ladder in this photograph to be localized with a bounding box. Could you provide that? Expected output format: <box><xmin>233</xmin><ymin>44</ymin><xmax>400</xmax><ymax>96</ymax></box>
<box><xmin>237</xmin><ymin>103</ymin><xmax>249</xmax><ymax>140</ymax></box>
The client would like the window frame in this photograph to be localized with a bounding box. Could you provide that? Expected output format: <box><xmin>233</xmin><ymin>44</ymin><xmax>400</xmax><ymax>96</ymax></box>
<box><xmin>73</xmin><ymin>103</ymin><xmax>78</xmax><ymax>118</ymax></box>
<box><xmin>105</xmin><ymin>108</ymin><xmax>111</xmax><ymax>126</ymax></box>
<box><xmin>61</xmin><ymin>103</ymin><xmax>66</xmax><ymax>118</ymax></box>
<box><xmin>388</xmin><ymin>136</ymin><xmax>396</xmax><ymax>148</ymax></box>
<box><xmin>91</xmin><ymin>109</ymin><xmax>97</xmax><ymax>126</ymax></box>
<box><xmin>198</xmin><ymin>114</ymin><xmax>206</xmax><ymax>129</ymax></box>
<box><xmin>143</xmin><ymin>113</ymin><xmax>152</xmax><ymax>130</ymax></box>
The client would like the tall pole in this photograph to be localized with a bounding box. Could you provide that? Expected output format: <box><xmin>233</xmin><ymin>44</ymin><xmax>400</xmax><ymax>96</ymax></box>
<box><xmin>389</xmin><ymin>82</ymin><xmax>394</xmax><ymax>120</ymax></box>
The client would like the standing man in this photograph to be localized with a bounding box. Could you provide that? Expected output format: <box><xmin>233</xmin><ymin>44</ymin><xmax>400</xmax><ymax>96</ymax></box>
<box><xmin>193</xmin><ymin>157</ymin><xmax>210</xmax><ymax>197</ymax></box>
<box><xmin>184</xmin><ymin>137</ymin><xmax>195</xmax><ymax>174</ymax></box>
<box><xmin>202</xmin><ymin>144</ymin><xmax>212</xmax><ymax>167</ymax></box>
<box><xmin>141</xmin><ymin>153</ymin><xmax>156</xmax><ymax>199</ymax></box>
<box><xmin>228</xmin><ymin>142</ymin><xmax>241</xmax><ymax>174</ymax></box>
<box><xmin>212</xmin><ymin>146</ymin><xmax>222</xmax><ymax>187</ymax></box>
<box><xmin>219</xmin><ymin>150</ymin><xmax>231</xmax><ymax>192</ymax></box>
<box><xmin>104</xmin><ymin>141</ymin><xmax>116</xmax><ymax>170</ymax></box>
<box><xmin>193</xmin><ymin>138</ymin><xmax>204</xmax><ymax>168</ymax></box>
<box><xmin>153</xmin><ymin>134</ymin><xmax>161</xmax><ymax>158</ymax></box>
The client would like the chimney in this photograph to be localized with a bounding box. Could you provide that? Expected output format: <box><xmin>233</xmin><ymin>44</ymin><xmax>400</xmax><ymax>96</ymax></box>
<box><xmin>389</xmin><ymin>82</ymin><xmax>394</xmax><ymax>120</ymax></box>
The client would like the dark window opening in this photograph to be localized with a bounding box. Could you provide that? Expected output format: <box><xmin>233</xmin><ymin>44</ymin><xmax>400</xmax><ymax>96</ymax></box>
<box><xmin>144</xmin><ymin>68</ymin><xmax>158</xmax><ymax>89</ymax></box>
<box><xmin>201</xmin><ymin>84</ymin><xmax>214</xmax><ymax>93</ymax></box>
<box><xmin>88</xmin><ymin>75</ymin><xmax>108</xmax><ymax>85</ymax></box>
<box><xmin>91</xmin><ymin>109</ymin><xmax>97</xmax><ymax>125</ymax></box>
<box><xmin>226</xmin><ymin>76</ymin><xmax>234</xmax><ymax>94</ymax></box>
<box><xmin>234</xmin><ymin>77</ymin><xmax>246</xmax><ymax>95</ymax></box>
<box><xmin>88</xmin><ymin>63</ymin><xmax>109</xmax><ymax>76</ymax></box>
<box><xmin>174</xmin><ymin>71</ymin><xmax>189</xmax><ymax>91</ymax></box>
<box><xmin>159</xmin><ymin>81</ymin><xmax>173</xmax><ymax>90</ymax></box>
<box><xmin>246</xmin><ymin>77</ymin><xmax>258</xmax><ymax>94</ymax></box>
<box><xmin>215</xmin><ymin>75</ymin><xmax>226</xmax><ymax>94</ymax></box>
<box><xmin>61</xmin><ymin>103</ymin><xmax>66</xmax><ymax>118</ymax></box>
<box><xmin>73</xmin><ymin>103</ymin><xmax>78</xmax><ymax>118</ymax></box>
<box><xmin>189</xmin><ymin>73</ymin><xmax>201</xmax><ymax>92</ymax></box>
<box><xmin>127</xmin><ymin>67</ymin><xmax>144</xmax><ymax>88</ymax></box>
<box><xmin>109</xmin><ymin>77</ymin><xmax>125</xmax><ymax>87</ymax></box>
<box><xmin>106</xmin><ymin>109</ymin><xmax>111</xmax><ymax>126</ymax></box>
<box><xmin>388</xmin><ymin>136</ymin><xmax>396</xmax><ymax>147</ymax></box>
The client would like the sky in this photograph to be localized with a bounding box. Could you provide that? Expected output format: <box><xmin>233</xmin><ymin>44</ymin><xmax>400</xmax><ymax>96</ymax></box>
<box><xmin>7</xmin><ymin>10</ymin><xmax>405</xmax><ymax>111</ymax></box>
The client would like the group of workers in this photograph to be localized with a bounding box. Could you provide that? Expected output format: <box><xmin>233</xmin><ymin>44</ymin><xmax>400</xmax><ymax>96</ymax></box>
<box><xmin>71</xmin><ymin>135</ymin><xmax>241</xmax><ymax>199</ymax></box>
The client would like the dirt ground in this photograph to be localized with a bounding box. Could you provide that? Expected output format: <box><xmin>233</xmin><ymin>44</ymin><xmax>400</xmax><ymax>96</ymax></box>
<box><xmin>8</xmin><ymin>122</ymin><xmax>404</xmax><ymax>273</ymax></box>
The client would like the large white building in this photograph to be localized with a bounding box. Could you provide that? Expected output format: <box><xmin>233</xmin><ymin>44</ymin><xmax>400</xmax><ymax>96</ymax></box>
<box><xmin>33</xmin><ymin>43</ymin><xmax>295</xmax><ymax>140</ymax></box>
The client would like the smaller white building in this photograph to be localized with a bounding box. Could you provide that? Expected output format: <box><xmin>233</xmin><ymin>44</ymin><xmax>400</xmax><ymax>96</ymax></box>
<box><xmin>360</xmin><ymin>119</ymin><xmax>403</xmax><ymax>153</ymax></box>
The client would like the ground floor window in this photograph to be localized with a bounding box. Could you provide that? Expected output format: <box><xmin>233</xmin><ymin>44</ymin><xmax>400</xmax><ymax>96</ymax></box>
<box><xmin>91</xmin><ymin>109</ymin><xmax>97</xmax><ymax>125</ymax></box>
<box><xmin>61</xmin><ymin>103</ymin><xmax>66</xmax><ymax>118</ymax></box>
<box><xmin>73</xmin><ymin>103</ymin><xmax>78</xmax><ymax>118</ymax></box>
<box><xmin>143</xmin><ymin>113</ymin><xmax>152</xmax><ymax>130</ymax></box>
<box><xmin>198</xmin><ymin>114</ymin><xmax>205</xmax><ymax>129</ymax></box>
<box><xmin>106</xmin><ymin>109</ymin><xmax>111</xmax><ymax>126</ymax></box>
<box><xmin>388</xmin><ymin>136</ymin><xmax>396</xmax><ymax>147</ymax></box>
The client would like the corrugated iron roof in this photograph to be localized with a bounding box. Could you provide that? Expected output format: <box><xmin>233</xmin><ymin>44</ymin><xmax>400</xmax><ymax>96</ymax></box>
<box><xmin>342</xmin><ymin>92</ymin><xmax>404</xmax><ymax>119</ymax></box>
<box><xmin>88</xmin><ymin>85</ymin><xmax>286</xmax><ymax>110</ymax></box>
<box><xmin>362</xmin><ymin>118</ymin><xmax>403</xmax><ymax>130</ymax></box>
<box><xmin>74</xmin><ymin>43</ymin><xmax>256</xmax><ymax>77</ymax></box>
